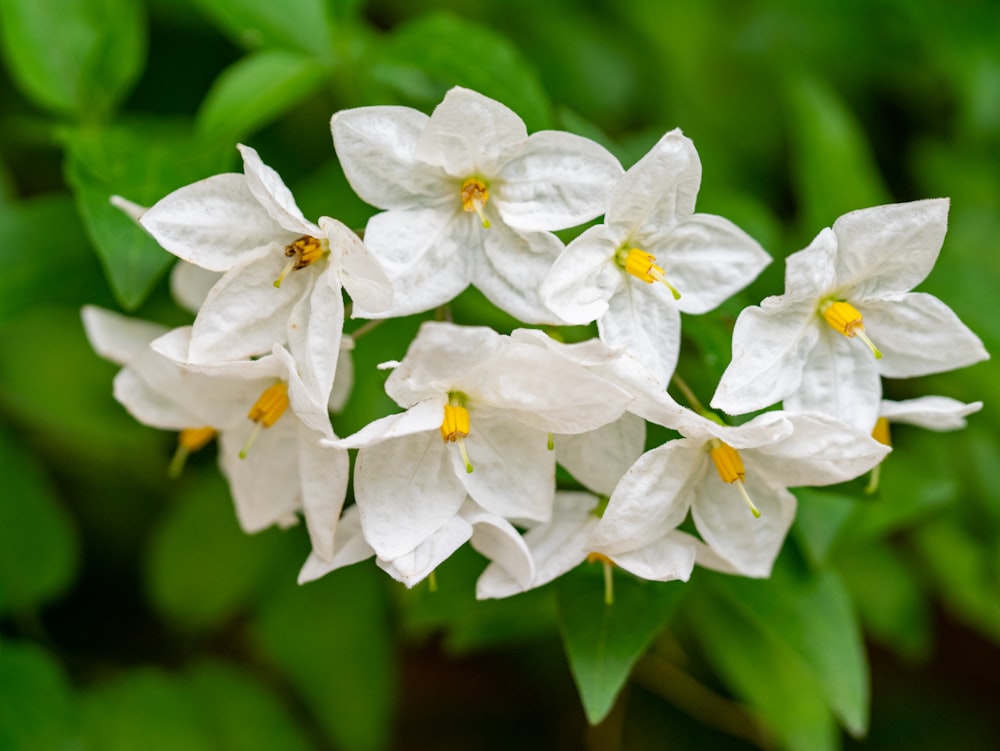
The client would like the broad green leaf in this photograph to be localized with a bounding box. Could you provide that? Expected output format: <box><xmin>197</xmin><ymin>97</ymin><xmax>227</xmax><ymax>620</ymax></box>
<box><xmin>0</xmin><ymin>426</ymin><xmax>78</xmax><ymax>613</ymax></box>
<box><xmin>253</xmin><ymin>565</ymin><xmax>395</xmax><ymax>751</ymax></box>
<box><xmin>188</xmin><ymin>0</ymin><xmax>333</xmax><ymax>59</ymax></box>
<box><xmin>557</xmin><ymin>567</ymin><xmax>686</xmax><ymax>724</ymax></box>
<box><xmin>370</xmin><ymin>12</ymin><xmax>553</xmax><ymax>131</ymax></box>
<box><xmin>785</xmin><ymin>75</ymin><xmax>890</xmax><ymax>235</ymax></box>
<box><xmin>146</xmin><ymin>470</ymin><xmax>299</xmax><ymax>632</ymax></box>
<box><xmin>196</xmin><ymin>49</ymin><xmax>330</xmax><ymax>143</ymax></box>
<box><xmin>0</xmin><ymin>0</ymin><xmax>145</xmax><ymax>117</ymax></box>
<box><xmin>63</xmin><ymin>120</ymin><xmax>232</xmax><ymax>309</ymax></box>
<box><xmin>791</xmin><ymin>488</ymin><xmax>857</xmax><ymax>567</ymax></box>
<box><xmin>185</xmin><ymin>661</ymin><xmax>312</xmax><ymax>751</ymax></box>
<box><xmin>687</xmin><ymin>586</ymin><xmax>839</xmax><ymax>751</ymax></box>
<box><xmin>0</xmin><ymin>641</ymin><xmax>79</xmax><ymax>750</ymax></box>
<box><xmin>706</xmin><ymin>561</ymin><xmax>869</xmax><ymax>737</ymax></box>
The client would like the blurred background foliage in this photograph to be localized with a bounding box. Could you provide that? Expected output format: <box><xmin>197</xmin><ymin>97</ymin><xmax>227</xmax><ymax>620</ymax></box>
<box><xmin>1</xmin><ymin>0</ymin><xmax>998</xmax><ymax>749</ymax></box>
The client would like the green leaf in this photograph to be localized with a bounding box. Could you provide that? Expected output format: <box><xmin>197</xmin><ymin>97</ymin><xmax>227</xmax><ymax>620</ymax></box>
<box><xmin>370</xmin><ymin>12</ymin><xmax>553</xmax><ymax>131</ymax></box>
<box><xmin>0</xmin><ymin>0</ymin><xmax>145</xmax><ymax>117</ymax></box>
<box><xmin>146</xmin><ymin>470</ymin><xmax>298</xmax><ymax>632</ymax></box>
<box><xmin>706</xmin><ymin>560</ymin><xmax>869</xmax><ymax>737</ymax></box>
<box><xmin>687</xmin><ymin>586</ymin><xmax>839</xmax><ymax>751</ymax></box>
<box><xmin>188</xmin><ymin>0</ymin><xmax>334</xmax><ymax>59</ymax></box>
<box><xmin>63</xmin><ymin>120</ymin><xmax>232</xmax><ymax>309</ymax></box>
<box><xmin>0</xmin><ymin>426</ymin><xmax>78</xmax><ymax>613</ymax></box>
<box><xmin>252</xmin><ymin>565</ymin><xmax>395</xmax><ymax>751</ymax></box>
<box><xmin>785</xmin><ymin>75</ymin><xmax>890</xmax><ymax>235</ymax></box>
<box><xmin>791</xmin><ymin>488</ymin><xmax>857</xmax><ymax>567</ymax></box>
<box><xmin>557</xmin><ymin>567</ymin><xmax>686</xmax><ymax>724</ymax></box>
<box><xmin>196</xmin><ymin>49</ymin><xmax>330</xmax><ymax>143</ymax></box>
<box><xmin>0</xmin><ymin>641</ymin><xmax>79</xmax><ymax>750</ymax></box>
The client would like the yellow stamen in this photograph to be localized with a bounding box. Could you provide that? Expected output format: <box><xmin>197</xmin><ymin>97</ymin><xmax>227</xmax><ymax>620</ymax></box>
<box><xmin>240</xmin><ymin>382</ymin><xmax>290</xmax><ymax>458</ymax></box>
<box><xmin>865</xmin><ymin>417</ymin><xmax>891</xmax><ymax>495</ymax></box>
<box><xmin>709</xmin><ymin>439</ymin><xmax>761</xmax><ymax>518</ymax></box>
<box><xmin>168</xmin><ymin>427</ymin><xmax>217</xmax><ymax>478</ymax></box>
<box><xmin>821</xmin><ymin>300</ymin><xmax>882</xmax><ymax>359</ymax></box>
<box><xmin>618</xmin><ymin>247</ymin><xmax>681</xmax><ymax>299</ymax></box>
<box><xmin>587</xmin><ymin>552</ymin><xmax>615</xmax><ymax>606</ymax></box>
<box><xmin>460</xmin><ymin>178</ymin><xmax>491</xmax><ymax>228</ymax></box>
<box><xmin>274</xmin><ymin>235</ymin><xmax>325</xmax><ymax>288</ymax></box>
<box><xmin>547</xmin><ymin>432</ymin><xmax>554</xmax><ymax>451</ymax></box>
<box><xmin>441</xmin><ymin>403</ymin><xmax>474</xmax><ymax>473</ymax></box>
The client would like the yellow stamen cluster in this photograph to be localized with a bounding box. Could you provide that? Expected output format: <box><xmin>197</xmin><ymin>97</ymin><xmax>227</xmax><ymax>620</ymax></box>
<box><xmin>821</xmin><ymin>300</ymin><xmax>882</xmax><ymax>359</ymax></box>
<box><xmin>274</xmin><ymin>235</ymin><xmax>325</xmax><ymax>288</ymax></box>
<box><xmin>441</xmin><ymin>402</ymin><xmax>474</xmax><ymax>473</ymax></box>
<box><xmin>168</xmin><ymin>426</ymin><xmax>217</xmax><ymax>478</ymax></box>
<box><xmin>709</xmin><ymin>439</ymin><xmax>761</xmax><ymax>518</ymax></box>
<box><xmin>618</xmin><ymin>247</ymin><xmax>681</xmax><ymax>299</ymax></box>
<box><xmin>460</xmin><ymin>178</ymin><xmax>491</xmax><ymax>228</ymax></box>
<box><xmin>240</xmin><ymin>382</ymin><xmax>290</xmax><ymax>458</ymax></box>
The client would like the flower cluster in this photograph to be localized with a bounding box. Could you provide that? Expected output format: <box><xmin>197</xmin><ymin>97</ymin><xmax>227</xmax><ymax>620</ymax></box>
<box><xmin>85</xmin><ymin>87</ymin><xmax>987</xmax><ymax>599</ymax></box>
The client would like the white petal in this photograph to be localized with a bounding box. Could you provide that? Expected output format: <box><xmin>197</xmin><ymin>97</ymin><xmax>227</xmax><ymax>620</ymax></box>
<box><xmin>298</xmin><ymin>505</ymin><xmax>375</xmax><ymax>584</ymax></box>
<box><xmin>590</xmin><ymin>439</ymin><xmax>703</xmax><ymax>555</ymax></box>
<box><xmin>784</xmin><ymin>327</ymin><xmax>882</xmax><ymax>430</ymax></box>
<box><xmin>711</xmin><ymin>301</ymin><xmax>818</xmax><ymax>415</ymax></box>
<box><xmin>880</xmin><ymin>396</ymin><xmax>983</xmax><ymax>431</ymax></box>
<box><xmin>335</xmin><ymin>396</ymin><xmax>445</xmax><ymax>450</ymax></box>
<box><xmin>691</xmin><ymin>471</ymin><xmax>796</xmax><ymax>578</ymax></box>
<box><xmin>329</xmin><ymin>336</ymin><xmax>355</xmax><ymax>413</ymax></box>
<box><xmin>598</xmin><ymin>278</ymin><xmax>681</xmax><ymax>386</ymax></box>
<box><xmin>606</xmin><ymin>129</ymin><xmax>701</xmax><ymax>235</ymax></box>
<box><xmin>862</xmin><ymin>292</ymin><xmax>989</xmax><ymax>378</ymax></box>
<box><xmin>237</xmin><ymin>144</ymin><xmax>318</xmax><ymax>236</ymax></box>
<box><xmin>556</xmin><ymin>412</ymin><xmax>646</xmax><ymax>496</ymax></box>
<box><xmin>651</xmin><ymin>213</ymin><xmax>770</xmax><ymax>315</ymax></box>
<box><xmin>320</xmin><ymin>217</ymin><xmax>393</xmax><ymax>314</ymax></box>
<box><xmin>704</xmin><ymin>410</ymin><xmax>794</xmax><ymax>450</ymax></box>
<box><xmin>170</xmin><ymin>262</ymin><xmax>221</xmax><ymax>314</ymax></box>
<box><xmin>140</xmin><ymin>174</ymin><xmax>290</xmax><ymax>271</ymax></box>
<box><xmin>331</xmin><ymin>105</ymin><xmax>450</xmax><ymax>209</ymax></box>
<box><xmin>495</xmin><ymin>130</ymin><xmax>623</xmax><ymax>231</ymax></box>
<box><xmin>414</xmin><ymin>87</ymin><xmax>527</xmax><ymax>176</ymax></box>
<box><xmin>82</xmin><ymin>306</ymin><xmax>167</xmax><ymax>365</ymax></box>
<box><xmin>833</xmin><ymin>198</ymin><xmax>949</xmax><ymax>296</ymax></box>
<box><xmin>297</xmin><ymin>423</ymin><xmax>350</xmax><ymax>561</ymax></box>
<box><xmin>287</xmin><ymin>270</ymin><xmax>344</xmax><ymax>412</ymax></box>
<box><xmin>609</xmin><ymin>532</ymin><xmax>696</xmax><ymax>582</ymax></box>
<box><xmin>378</xmin><ymin>515</ymin><xmax>473</xmax><ymax>587</ymax></box>
<box><xmin>464</xmin><ymin>507</ymin><xmax>535</xmax><ymax>595</ymax></box>
<box><xmin>784</xmin><ymin>227</ymin><xmax>838</xmax><ymax>298</ymax></box>
<box><xmin>540</xmin><ymin>225</ymin><xmax>621</xmax><ymax>325</ymax></box>
<box><xmin>355</xmin><ymin>431</ymin><xmax>467</xmax><ymax>560</ymax></box>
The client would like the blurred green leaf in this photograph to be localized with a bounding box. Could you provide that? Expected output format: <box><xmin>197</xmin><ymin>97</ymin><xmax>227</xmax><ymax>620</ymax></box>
<box><xmin>370</xmin><ymin>12</ymin><xmax>553</xmax><ymax>131</ymax></box>
<box><xmin>0</xmin><ymin>426</ymin><xmax>78</xmax><ymax>613</ymax></box>
<box><xmin>188</xmin><ymin>0</ymin><xmax>334</xmax><ymax>59</ymax></box>
<box><xmin>146</xmin><ymin>470</ymin><xmax>298</xmax><ymax>632</ymax></box>
<box><xmin>706</xmin><ymin>560</ymin><xmax>869</xmax><ymax>737</ymax></box>
<box><xmin>557</xmin><ymin>567</ymin><xmax>685</xmax><ymax>724</ymax></box>
<box><xmin>0</xmin><ymin>641</ymin><xmax>79</xmax><ymax>750</ymax></box>
<box><xmin>791</xmin><ymin>488</ymin><xmax>857</xmax><ymax>568</ymax></box>
<box><xmin>63</xmin><ymin>120</ymin><xmax>232</xmax><ymax>310</ymax></box>
<box><xmin>0</xmin><ymin>0</ymin><xmax>145</xmax><ymax>118</ymax></box>
<box><xmin>253</xmin><ymin>565</ymin><xmax>395</xmax><ymax>751</ymax></box>
<box><xmin>196</xmin><ymin>49</ymin><xmax>330</xmax><ymax>144</ymax></box>
<box><xmin>785</xmin><ymin>75</ymin><xmax>890</xmax><ymax>234</ymax></box>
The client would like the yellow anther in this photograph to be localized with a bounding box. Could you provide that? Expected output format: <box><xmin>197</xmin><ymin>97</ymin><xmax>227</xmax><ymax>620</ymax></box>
<box><xmin>168</xmin><ymin>426</ymin><xmax>217</xmax><ymax>478</ymax></box>
<box><xmin>240</xmin><ymin>382</ymin><xmax>290</xmax><ymax>459</ymax></box>
<box><xmin>709</xmin><ymin>439</ymin><xmax>761</xmax><ymax>518</ymax></box>
<box><xmin>821</xmin><ymin>300</ymin><xmax>882</xmax><ymax>359</ymax></box>
<box><xmin>274</xmin><ymin>235</ymin><xmax>325</xmax><ymax>288</ymax></box>
<box><xmin>460</xmin><ymin>178</ymin><xmax>491</xmax><ymax>228</ymax></box>
<box><xmin>871</xmin><ymin>416</ymin><xmax>891</xmax><ymax>447</ymax></box>
<box><xmin>619</xmin><ymin>247</ymin><xmax>681</xmax><ymax>299</ymax></box>
<box><xmin>441</xmin><ymin>403</ymin><xmax>473</xmax><ymax>473</ymax></box>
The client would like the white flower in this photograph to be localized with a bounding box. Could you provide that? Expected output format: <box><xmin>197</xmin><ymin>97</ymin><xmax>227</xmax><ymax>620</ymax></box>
<box><xmin>331</xmin><ymin>86</ymin><xmax>624</xmax><ymax>322</ymax></box>
<box><xmin>333</xmin><ymin>321</ymin><xmax>633</xmax><ymax>562</ymax></box>
<box><xmin>712</xmin><ymin>199</ymin><xmax>989</xmax><ymax>429</ymax></box>
<box><xmin>878</xmin><ymin>395</ymin><xmax>983</xmax><ymax>431</ymax></box>
<box><xmin>82</xmin><ymin>306</ymin><xmax>349</xmax><ymax>562</ymax></box>
<box><xmin>139</xmin><ymin>144</ymin><xmax>392</xmax><ymax>410</ymax></box>
<box><xmin>541</xmin><ymin>129</ymin><xmax>770</xmax><ymax>384</ymax></box>
<box><xmin>590</xmin><ymin>409</ymin><xmax>890</xmax><ymax>578</ymax></box>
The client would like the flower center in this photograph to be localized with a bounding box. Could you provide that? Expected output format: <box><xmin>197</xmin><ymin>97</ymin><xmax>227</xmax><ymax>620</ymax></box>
<box><xmin>240</xmin><ymin>382</ymin><xmax>290</xmax><ymax>458</ymax></box>
<box><xmin>274</xmin><ymin>235</ymin><xmax>326</xmax><ymax>288</ymax></box>
<box><xmin>709</xmin><ymin>439</ymin><xmax>760</xmax><ymax>518</ymax></box>
<box><xmin>441</xmin><ymin>393</ymin><xmax>473</xmax><ymax>473</ymax></box>
<box><xmin>615</xmin><ymin>247</ymin><xmax>681</xmax><ymax>300</ymax></box>
<box><xmin>460</xmin><ymin>178</ymin><xmax>491</xmax><ymax>229</ymax></box>
<box><xmin>820</xmin><ymin>300</ymin><xmax>882</xmax><ymax>359</ymax></box>
<box><xmin>168</xmin><ymin>426</ymin><xmax>217</xmax><ymax>478</ymax></box>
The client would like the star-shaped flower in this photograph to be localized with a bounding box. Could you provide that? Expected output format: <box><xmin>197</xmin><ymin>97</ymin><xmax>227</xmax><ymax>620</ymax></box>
<box><xmin>139</xmin><ymin>144</ymin><xmax>392</xmax><ymax>410</ymax></box>
<box><xmin>541</xmin><ymin>129</ymin><xmax>770</xmax><ymax>384</ymax></box>
<box><xmin>711</xmin><ymin>199</ymin><xmax>989</xmax><ymax>429</ymax></box>
<box><xmin>332</xmin><ymin>86</ymin><xmax>624</xmax><ymax>322</ymax></box>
